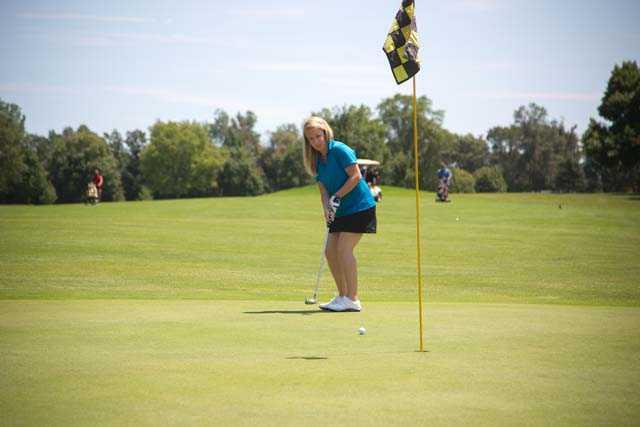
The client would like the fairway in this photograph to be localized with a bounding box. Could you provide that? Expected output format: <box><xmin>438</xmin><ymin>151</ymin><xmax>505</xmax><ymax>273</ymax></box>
<box><xmin>1</xmin><ymin>188</ymin><xmax>640</xmax><ymax>425</ymax></box>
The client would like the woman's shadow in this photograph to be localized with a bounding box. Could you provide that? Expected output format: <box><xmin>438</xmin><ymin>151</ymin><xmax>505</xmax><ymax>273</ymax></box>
<box><xmin>243</xmin><ymin>309</ymin><xmax>325</xmax><ymax>316</ymax></box>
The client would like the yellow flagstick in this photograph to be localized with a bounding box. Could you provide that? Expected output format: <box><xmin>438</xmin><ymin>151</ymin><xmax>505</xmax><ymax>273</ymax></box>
<box><xmin>382</xmin><ymin>0</ymin><xmax>424</xmax><ymax>351</ymax></box>
<box><xmin>412</xmin><ymin>76</ymin><xmax>425</xmax><ymax>352</ymax></box>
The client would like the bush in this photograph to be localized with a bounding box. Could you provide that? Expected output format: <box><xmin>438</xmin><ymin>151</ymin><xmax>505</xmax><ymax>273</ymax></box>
<box><xmin>218</xmin><ymin>147</ymin><xmax>266</xmax><ymax>196</ymax></box>
<box><xmin>15</xmin><ymin>149</ymin><xmax>57</xmax><ymax>204</ymax></box>
<box><xmin>474</xmin><ymin>166</ymin><xmax>508</xmax><ymax>192</ymax></box>
<box><xmin>554</xmin><ymin>159</ymin><xmax>586</xmax><ymax>192</ymax></box>
<box><xmin>138</xmin><ymin>186</ymin><xmax>154</xmax><ymax>201</ymax></box>
<box><xmin>48</xmin><ymin>126</ymin><xmax>124</xmax><ymax>202</ymax></box>
<box><xmin>141</xmin><ymin>121</ymin><xmax>226</xmax><ymax>198</ymax></box>
<box><xmin>449</xmin><ymin>168</ymin><xmax>475</xmax><ymax>193</ymax></box>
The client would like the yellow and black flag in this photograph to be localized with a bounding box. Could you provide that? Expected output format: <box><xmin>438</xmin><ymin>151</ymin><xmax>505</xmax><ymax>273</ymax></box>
<box><xmin>383</xmin><ymin>0</ymin><xmax>420</xmax><ymax>85</ymax></box>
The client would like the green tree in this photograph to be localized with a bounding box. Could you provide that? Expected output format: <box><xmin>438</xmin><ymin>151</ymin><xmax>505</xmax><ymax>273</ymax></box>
<box><xmin>210</xmin><ymin>109</ymin><xmax>267</xmax><ymax>196</ymax></box>
<box><xmin>0</xmin><ymin>99</ymin><xmax>26</xmax><ymax>195</ymax></box>
<box><xmin>26</xmin><ymin>133</ymin><xmax>55</xmax><ymax>174</ymax></box>
<box><xmin>314</xmin><ymin>105</ymin><xmax>389</xmax><ymax>164</ymax></box>
<box><xmin>104</xmin><ymin>130</ymin><xmax>128</xmax><ymax>172</ymax></box>
<box><xmin>259</xmin><ymin>124</ymin><xmax>310</xmax><ymax>191</ymax></box>
<box><xmin>449</xmin><ymin>168</ymin><xmax>475</xmax><ymax>193</ymax></box>
<box><xmin>11</xmin><ymin>148</ymin><xmax>57</xmax><ymax>204</ymax></box>
<box><xmin>141</xmin><ymin>121</ymin><xmax>226</xmax><ymax>199</ymax></box>
<box><xmin>210</xmin><ymin>110</ymin><xmax>262</xmax><ymax>156</ymax></box>
<box><xmin>123</xmin><ymin>130</ymin><xmax>147</xmax><ymax>200</ymax></box>
<box><xmin>385</xmin><ymin>151</ymin><xmax>412</xmax><ymax>188</ymax></box>
<box><xmin>48</xmin><ymin>126</ymin><xmax>124</xmax><ymax>202</ymax></box>
<box><xmin>474</xmin><ymin>166</ymin><xmax>507</xmax><ymax>192</ymax></box>
<box><xmin>554</xmin><ymin>159</ymin><xmax>586</xmax><ymax>192</ymax></box>
<box><xmin>377</xmin><ymin>94</ymin><xmax>448</xmax><ymax>190</ymax></box>
<box><xmin>487</xmin><ymin>103</ymin><xmax>580</xmax><ymax>192</ymax></box>
<box><xmin>583</xmin><ymin>61</ymin><xmax>640</xmax><ymax>192</ymax></box>
<box><xmin>443</xmin><ymin>134</ymin><xmax>489</xmax><ymax>173</ymax></box>
<box><xmin>218</xmin><ymin>147</ymin><xmax>266</xmax><ymax>196</ymax></box>
<box><xmin>1</xmin><ymin>100</ymin><xmax>57</xmax><ymax>204</ymax></box>
<box><xmin>105</xmin><ymin>129</ymin><xmax>149</xmax><ymax>200</ymax></box>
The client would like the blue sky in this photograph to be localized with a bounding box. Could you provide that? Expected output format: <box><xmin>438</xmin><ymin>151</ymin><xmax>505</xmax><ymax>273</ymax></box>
<box><xmin>1</xmin><ymin>0</ymin><xmax>638</xmax><ymax>141</ymax></box>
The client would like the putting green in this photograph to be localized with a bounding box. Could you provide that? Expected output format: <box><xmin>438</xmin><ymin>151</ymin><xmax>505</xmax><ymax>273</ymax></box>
<box><xmin>1</xmin><ymin>300</ymin><xmax>638</xmax><ymax>425</ymax></box>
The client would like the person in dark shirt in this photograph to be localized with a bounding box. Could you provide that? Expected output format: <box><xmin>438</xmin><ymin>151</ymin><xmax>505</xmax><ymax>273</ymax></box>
<box><xmin>436</xmin><ymin>165</ymin><xmax>452</xmax><ymax>202</ymax></box>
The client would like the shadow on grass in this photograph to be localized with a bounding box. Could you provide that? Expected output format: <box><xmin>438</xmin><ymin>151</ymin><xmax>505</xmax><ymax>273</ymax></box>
<box><xmin>285</xmin><ymin>356</ymin><xmax>328</xmax><ymax>360</ymax></box>
<box><xmin>243</xmin><ymin>309</ymin><xmax>324</xmax><ymax>315</ymax></box>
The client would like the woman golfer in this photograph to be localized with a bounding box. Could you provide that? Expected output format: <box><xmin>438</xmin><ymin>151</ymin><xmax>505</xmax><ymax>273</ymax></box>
<box><xmin>303</xmin><ymin>116</ymin><xmax>376</xmax><ymax>312</ymax></box>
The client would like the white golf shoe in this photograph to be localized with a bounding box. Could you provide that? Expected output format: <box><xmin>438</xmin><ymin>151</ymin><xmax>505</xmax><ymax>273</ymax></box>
<box><xmin>340</xmin><ymin>297</ymin><xmax>362</xmax><ymax>312</ymax></box>
<box><xmin>322</xmin><ymin>296</ymin><xmax>362</xmax><ymax>312</ymax></box>
<box><xmin>319</xmin><ymin>295</ymin><xmax>344</xmax><ymax>311</ymax></box>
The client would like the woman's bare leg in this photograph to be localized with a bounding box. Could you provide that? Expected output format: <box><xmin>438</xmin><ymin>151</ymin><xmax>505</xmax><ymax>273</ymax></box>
<box><xmin>325</xmin><ymin>232</ymin><xmax>347</xmax><ymax>296</ymax></box>
<box><xmin>336</xmin><ymin>232</ymin><xmax>363</xmax><ymax>300</ymax></box>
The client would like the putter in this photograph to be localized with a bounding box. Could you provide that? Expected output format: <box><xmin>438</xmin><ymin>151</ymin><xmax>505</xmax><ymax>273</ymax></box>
<box><xmin>304</xmin><ymin>229</ymin><xmax>330</xmax><ymax>305</ymax></box>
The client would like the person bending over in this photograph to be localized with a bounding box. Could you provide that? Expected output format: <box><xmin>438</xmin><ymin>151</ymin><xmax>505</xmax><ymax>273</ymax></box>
<box><xmin>302</xmin><ymin>116</ymin><xmax>377</xmax><ymax>312</ymax></box>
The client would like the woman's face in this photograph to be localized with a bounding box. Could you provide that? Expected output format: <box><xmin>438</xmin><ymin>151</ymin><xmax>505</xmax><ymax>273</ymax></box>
<box><xmin>305</xmin><ymin>127</ymin><xmax>326</xmax><ymax>153</ymax></box>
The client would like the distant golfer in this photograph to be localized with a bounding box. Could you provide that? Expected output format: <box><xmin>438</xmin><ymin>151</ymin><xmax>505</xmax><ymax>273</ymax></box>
<box><xmin>92</xmin><ymin>169</ymin><xmax>104</xmax><ymax>201</ymax></box>
<box><xmin>436</xmin><ymin>164</ymin><xmax>452</xmax><ymax>202</ymax></box>
<box><xmin>302</xmin><ymin>116</ymin><xmax>377</xmax><ymax>312</ymax></box>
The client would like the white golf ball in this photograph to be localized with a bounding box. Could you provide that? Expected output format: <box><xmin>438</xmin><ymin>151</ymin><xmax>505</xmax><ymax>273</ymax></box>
<box><xmin>456</xmin><ymin>217</ymin><xmax>459</xmax><ymax>221</ymax></box>
<box><xmin>358</xmin><ymin>326</ymin><xmax>366</xmax><ymax>335</ymax></box>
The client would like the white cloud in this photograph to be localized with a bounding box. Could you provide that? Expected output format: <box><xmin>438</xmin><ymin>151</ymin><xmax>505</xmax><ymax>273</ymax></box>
<box><xmin>111</xmin><ymin>33</ymin><xmax>216</xmax><ymax>45</ymax></box>
<box><xmin>17</xmin><ymin>12</ymin><xmax>156</xmax><ymax>23</ymax></box>
<box><xmin>248</xmin><ymin>62</ymin><xmax>383</xmax><ymax>76</ymax></box>
<box><xmin>0</xmin><ymin>83</ymin><xmax>80</xmax><ymax>95</ymax></box>
<box><xmin>0</xmin><ymin>83</ymin><xmax>244</xmax><ymax>111</ymax></box>
<box><xmin>46</xmin><ymin>31</ymin><xmax>222</xmax><ymax>48</ymax></box>
<box><xmin>104</xmin><ymin>85</ymin><xmax>245</xmax><ymax>110</ymax></box>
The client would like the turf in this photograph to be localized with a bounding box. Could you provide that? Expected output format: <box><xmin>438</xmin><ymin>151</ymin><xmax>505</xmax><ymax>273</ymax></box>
<box><xmin>1</xmin><ymin>188</ymin><xmax>639</xmax><ymax>425</ymax></box>
<box><xmin>1</xmin><ymin>301</ymin><xmax>638</xmax><ymax>425</ymax></box>
<box><xmin>1</xmin><ymin>187</ymin><xmax>639</xmax><ymax>305</ymax></box>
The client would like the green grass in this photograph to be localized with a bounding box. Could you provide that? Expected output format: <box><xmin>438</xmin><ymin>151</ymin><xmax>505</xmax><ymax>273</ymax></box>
<box><xmin>1</xmin><ymin>187</ymin><xmax>639</xmax><ymax>305</ymax></box>
<box><xmin>1</xmin><ymin>188</ymin><xmax>639</xmax><ymax>425</ymax></box>
<box><xmin>1</xmin><ymin>301</ymin><xmax>639</xmax><ymax>425</ymax></box>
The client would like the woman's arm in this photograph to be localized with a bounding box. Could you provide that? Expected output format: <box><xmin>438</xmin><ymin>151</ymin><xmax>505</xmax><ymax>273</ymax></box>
<box><xmin>334</xmin><ymin>164</ymin><xmax>362</xmax><ymax>198</ymax></box>
<box><xmin>318</xmin><ymin>183</ymin><xmax>330</xmax><ymax>222</ymax></box>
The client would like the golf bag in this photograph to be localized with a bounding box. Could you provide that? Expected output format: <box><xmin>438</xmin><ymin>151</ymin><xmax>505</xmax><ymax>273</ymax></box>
<box><xmin>436</xmin><ymin>179</ymin><xmax>450</xmax><ymax>202</ymax></box>
<box><xmin>86</xmin><ymin>182</ymin><xmax>99</xmax><ymax>205</ymax></box>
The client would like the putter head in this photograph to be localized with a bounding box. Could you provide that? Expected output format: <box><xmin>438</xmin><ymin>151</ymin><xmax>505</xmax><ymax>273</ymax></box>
<box><xmin>304</xmin><ymin>297</ymin><xmax>317</xmax><ymax>305</ymax></box>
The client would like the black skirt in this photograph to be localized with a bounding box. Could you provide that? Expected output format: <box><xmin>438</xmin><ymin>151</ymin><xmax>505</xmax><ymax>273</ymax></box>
<box><xmin>329</xmin><ymin>206</ymin><xmax>377</xmax><ymax>234</ymax></box>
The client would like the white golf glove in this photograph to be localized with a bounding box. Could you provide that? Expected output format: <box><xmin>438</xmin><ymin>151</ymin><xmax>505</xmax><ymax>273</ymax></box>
<box><xmin>327</xmin><ymin>195</ymin><xmax>341</xmax><ymax>225</ymax></box>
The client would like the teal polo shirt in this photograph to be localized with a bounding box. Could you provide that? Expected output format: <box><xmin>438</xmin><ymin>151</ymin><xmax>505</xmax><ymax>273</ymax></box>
<box><xmin>315</xmin><ymin>140</ymin><xmax>376</xmax><ymax>217</ymax></box>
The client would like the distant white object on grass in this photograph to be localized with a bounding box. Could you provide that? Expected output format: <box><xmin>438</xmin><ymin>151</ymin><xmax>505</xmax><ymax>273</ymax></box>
<box><xmin>358</xmin><ymin>326</ymin><xmax>366</xmax><ymax>335</ymax></box>
<box><xmin>456</xmin><ymin>217</ymin><xmax>460</xmax><ymax>221</ymax></box>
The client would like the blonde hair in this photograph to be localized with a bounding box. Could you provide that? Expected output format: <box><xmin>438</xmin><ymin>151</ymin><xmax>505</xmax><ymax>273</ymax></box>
<box><xmin>302</xmin><ymin>116</ymin><xmax>334</xmax><ymax>176</ymax></box>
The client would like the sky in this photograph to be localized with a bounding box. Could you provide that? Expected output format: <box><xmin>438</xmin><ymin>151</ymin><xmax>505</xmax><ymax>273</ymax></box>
<box><xmin>1</xmin><ymin>0</ymin><xmax>639</xmax><ymax>142</ymax></box>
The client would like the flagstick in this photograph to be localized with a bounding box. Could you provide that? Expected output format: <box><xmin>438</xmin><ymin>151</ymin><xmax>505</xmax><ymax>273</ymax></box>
<box><xmin>412</xmin><ymin>76</ymin><xmax>425</xmax><ymax>352</ymax></box>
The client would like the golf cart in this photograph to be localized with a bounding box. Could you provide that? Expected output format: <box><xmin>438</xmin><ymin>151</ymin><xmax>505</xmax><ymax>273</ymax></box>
<box><xmin>357</xmin><ymin>158</ymin><xmax>382</xmax><ymax>202</ymax></box>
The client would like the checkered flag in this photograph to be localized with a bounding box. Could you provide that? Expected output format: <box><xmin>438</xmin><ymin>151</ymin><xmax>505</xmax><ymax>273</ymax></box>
<box><xmin>383</xmin><ymin>0</ymin><xmax>420</xmax><ymax>85</ymax></box>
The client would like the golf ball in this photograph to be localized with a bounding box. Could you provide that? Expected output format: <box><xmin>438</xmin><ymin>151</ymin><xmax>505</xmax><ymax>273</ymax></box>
<box><xmin>358</xmin><ymin>326</ymin><xmax>366</xmax><ymax>335</ymax></box>
<box><xmin>456</xmin><ymin>217</ymin><xmax>459</xmax><ymax>221</ymax></box>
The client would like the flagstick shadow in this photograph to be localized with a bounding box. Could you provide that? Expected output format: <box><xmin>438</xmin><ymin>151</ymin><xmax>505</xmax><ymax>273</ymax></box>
<box><xmin>285</xmin><ymin>356</ymin><xmax>328</xmax><ymax>360</ymax></box>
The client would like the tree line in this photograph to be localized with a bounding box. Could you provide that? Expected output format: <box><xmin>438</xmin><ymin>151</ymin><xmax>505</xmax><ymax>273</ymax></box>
<box><xmin>1</xmin><ymin>61</ymin><xmax>638</xmax><ymax>204</ymax></box>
